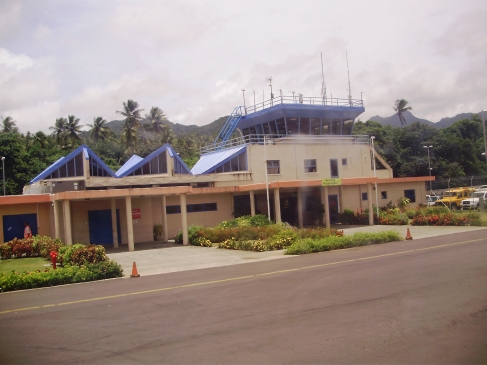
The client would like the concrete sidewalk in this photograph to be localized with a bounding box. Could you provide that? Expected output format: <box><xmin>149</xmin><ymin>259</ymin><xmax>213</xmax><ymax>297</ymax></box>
<box><xmin>106</xmin><ymin>225</ymin><xmax>487</xmax><ymax>277</ymax></box>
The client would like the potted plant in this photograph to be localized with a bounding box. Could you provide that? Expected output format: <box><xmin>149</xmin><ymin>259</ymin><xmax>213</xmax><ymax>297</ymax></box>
<box><xmin>311</xmin><ymin>201</ymin><xmax>325</xmax><ymax>226</ymax></box>
<box><xmin>153</xmin><ymin>224</ymin><xmax>163</xmax><ymax>241</ymax></box>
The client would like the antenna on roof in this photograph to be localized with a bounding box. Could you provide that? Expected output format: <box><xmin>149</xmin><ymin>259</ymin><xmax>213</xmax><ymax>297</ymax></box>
<box><xmin>321</xmin><ymin>52</ymin><xmax>327</xmax><ymax>105</ymax></box>
<box><xmin>346</xmin><ymin>51</ymin><xmax>352</xmax><ymax>106</ymax></box>
<box><xmin>267</xmin><ymin>77</ymin><xmax>273</xmax><ymax>106</ymax></box>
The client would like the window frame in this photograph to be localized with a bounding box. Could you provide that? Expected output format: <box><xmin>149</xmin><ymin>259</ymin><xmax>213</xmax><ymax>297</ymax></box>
<box><xmin>267</xmin><ymin>160</ymin><xmax>280</xmax><ymax>175</ymax></box>
<box><xmin>304</xmin><ymin>159</ymin><xmax>317</xmax><ymax>173</ymax></box>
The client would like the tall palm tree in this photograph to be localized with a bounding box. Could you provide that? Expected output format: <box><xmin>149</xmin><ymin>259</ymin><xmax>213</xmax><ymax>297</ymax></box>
<box><xmin>87</xmin><ymin>116</ymin><xmax>112</xmax><ymax>142</ymax></box>
<box><xmin>32</xmin><ymin>131</ymin><xmax>50</xmax><ymax>149</ymax></box>
<box><xmin>393</xmin><ymin>99</ymin><xmax>412</xmax><ymax>127</ymax></box>
<box><xmin>121</xmin><ymin>124</ymin><xmax>139</xmax><ymax>149</ymax></box>
<box><xmin>146</xmin><ymin>107</ymin><xmax>168</xmax><ymax>135</ymax></box>
<box><xmin>65</xmin><ymin>115</ymin><xmax>83</xmax><ymax>142</ymax></box>
<box><xmin>1</xmin><ymin>116</ymin><xmax>19</xmax><ymax>133</ymax></box>
<box><xmin>50</xmin><ymin>117</ymin><xmax>68</xmax><ymax>145</ymax></box>
<box><xmin>117</xmin><ymin>100</ymin><xmax>144</xmax><ymax>129</ymax></box>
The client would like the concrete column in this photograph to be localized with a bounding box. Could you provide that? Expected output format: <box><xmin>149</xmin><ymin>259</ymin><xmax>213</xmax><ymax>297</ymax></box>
<box><xmin>324</xmin><ymin>186</ymin><xmax>330</xmax><ymax>229</ymax></box>
<box><xmin>125</xmin><ymin>196</ymin><xmax>135</xmax><ymax>251</ymax></box>
<box><xmin>180</xmin><ymin>194</ymin><xmax>188</xmax><ymax>245</ymax></box>
<box><xmin>110</xmin><ymin>198</ymin><xmax>119</xmax><ymax>248</ymax></box>
<box><xmin>53</xmin><ymin>200</ymin><xmax>60</xmax><ymax>240</ymax></box>
<box><xmin>273</xmin><ymin>188</ymin><xmax>281</xmax><ymax>223</ymax></box>
<box><xmin>297</xmin><ymin>188</ymin><xmax>303</xmax><ymax>228</ymax></box>
<box><xmin>250</xmin><ymin>191</ymin><xmax>255</xmax><ymax>216</ymax></box>
<box><xmin>338</xmin><ymin>185</ymin><xmax>344</xmax><ymax>213</ymax></box>
<box><xmin>367</xmin><ymin>183</ymin><xmax>374</xmax><ymax>225</ymax></box>
<box><xmin>63</xmin><ymin>200</ymin><xmax>72</xmax><ymax>245</ymax></box>
<box><xmin>161</xmin><ymin>195</ymin><xmax>168</xmax><ymax>242</ymax></box>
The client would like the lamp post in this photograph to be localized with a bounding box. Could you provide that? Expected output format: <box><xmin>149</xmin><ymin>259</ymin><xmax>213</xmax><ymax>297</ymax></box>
<box><xmin>370</xmin><ymin>136</ymin><xmax>379</xmax><ymax>223</ymax></box>
<box><xmin>423</xmin><ymin>145</ymin><xmax>433</xmax><ymax>192</ymax></box>
<box><xmin>1</xmin><ymin>156</ymin><xmax>5</xmax><ymax>196</ymax></box>
<box><xmin>482</xmin><ymin>110</ymin><xmax>487</xmax><ymax>166</ymax></box>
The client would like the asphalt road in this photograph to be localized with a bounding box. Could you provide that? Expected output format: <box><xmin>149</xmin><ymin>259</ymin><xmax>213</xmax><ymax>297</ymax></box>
<box><xmin>1</xmin><ymin>229</ymin><xmax>487</xmax><ymax>364</ymax></box>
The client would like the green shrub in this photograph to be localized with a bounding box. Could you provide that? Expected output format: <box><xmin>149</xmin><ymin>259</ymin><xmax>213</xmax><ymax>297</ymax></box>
<box><xmin>296</xmin><ymin>228</ymin><xmax>344</xmax><ymax>239</ymax></box>
<box><xmin>0</xmin><ymin>260</ymin><xmax>123</xmax><ymax>292</ymax></box>
<box><xmin>248</xmin><ymin>214</ymin><xmax>272</xmax><ymax>227</ymax></box>
<box><xmin>285</xmin><ymin>230</ymin><xmax>403</xmax><ymax>255</ymax></box>
<box><xmin>58</xmin><ymin>244</ymin><xmax>108</xmax><ymax>266</ymax></box>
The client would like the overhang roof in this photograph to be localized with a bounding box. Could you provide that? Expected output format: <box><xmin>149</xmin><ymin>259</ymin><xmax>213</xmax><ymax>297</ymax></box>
<box><xmin>191</xmin><ymin>145</ymin><xmax>247</xmax><ymax>175</ymax></box>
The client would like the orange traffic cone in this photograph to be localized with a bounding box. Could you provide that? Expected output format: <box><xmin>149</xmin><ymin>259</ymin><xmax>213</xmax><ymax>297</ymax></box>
<box><xmin>130</xmin><ymin>261</ymin><xmax>140</xmax><ymax>278</ymax></box>
<box><xmin>405</xmin><ymin>228</ymin><xmax>413</xmax><ymax>240</ymax></box>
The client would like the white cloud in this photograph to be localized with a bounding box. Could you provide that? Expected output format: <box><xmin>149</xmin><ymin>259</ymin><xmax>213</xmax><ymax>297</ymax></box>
<box><xmin>1</xmin><ymin>0</ymin><xmax>487</xmax><ymax>133</ymax></box>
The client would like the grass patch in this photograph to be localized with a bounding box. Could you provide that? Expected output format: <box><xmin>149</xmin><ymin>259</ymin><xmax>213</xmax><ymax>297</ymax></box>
<box><xmin>0</xmin><ymin>257</ymin><xmax>50</xmax><ymax>273</ymax></box>
<box><xmin>285</xmin><ymin>230</ymin><xmax>403</xmax><ymax>255</ymax></box>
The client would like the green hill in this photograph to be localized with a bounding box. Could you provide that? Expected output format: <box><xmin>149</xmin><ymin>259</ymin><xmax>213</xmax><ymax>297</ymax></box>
<box><xmin>105</xmin><ymin>116</ymin><xmax>229</xmax><ymax>139</ymax></box>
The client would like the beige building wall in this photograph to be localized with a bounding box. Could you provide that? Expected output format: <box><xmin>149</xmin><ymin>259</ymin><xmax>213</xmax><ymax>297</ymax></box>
<box><xmin>248</xmin><ymin>143</ymin><xmax>392</xmax><ymax>184</ymax></box>
<box><xmin>163</xmin><ymin>193</ymin><xmax>234</xmax><ymax>238</ymax></box>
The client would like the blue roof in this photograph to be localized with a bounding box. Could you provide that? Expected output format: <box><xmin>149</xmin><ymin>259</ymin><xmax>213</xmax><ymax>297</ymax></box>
<box><xmin>30</xmin><ymin>144</ymin><xmax>116</xmax><ymax>183</ymax></box>
<box><xmin>116</xmin><ymin>143</ymin><xmax>192</xmax><ymax>177</ymax></box>
<box><xmin>191</xmin><ymin>145</ymin><xmax>247</xmax><ymax>175</ymax></box>
<box><xmin>115</xmin><ymin>155</ymin><xmax>143</xmax><ymax>177</ymax></box>
<box><xmin>237</xmin><ymin>103</ymin><xmax>365</xmax><ymax>130</ymax></box>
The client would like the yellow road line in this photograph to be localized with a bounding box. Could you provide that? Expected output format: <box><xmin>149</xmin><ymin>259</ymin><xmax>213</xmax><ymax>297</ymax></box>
<box><xmin>1</xmin><ymin>238</ymin><xmax>484</xmax><ymax>315</ymax></box>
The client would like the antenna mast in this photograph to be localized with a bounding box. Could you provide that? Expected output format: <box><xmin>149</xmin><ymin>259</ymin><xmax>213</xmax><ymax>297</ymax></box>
<box><xmin>346</xmin><ymin>51</ymin><xmax>352</xmax><ymax>106</ymax></box>
<box><xmin>321</xmin><ymin>52</ymin><xmax>327</xmax><ymax>105</ymax></box>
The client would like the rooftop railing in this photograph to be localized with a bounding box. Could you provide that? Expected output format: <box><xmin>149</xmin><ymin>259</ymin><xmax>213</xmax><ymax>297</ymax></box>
<box><xmin>201</xmin><ymin>134</ymin><xmax>370</xmax><ymax>154</ymax></box>
<box><xmin>244</xmin><ymin>95</ymin><xmax>363</xmax><ymax>115</ymax></box>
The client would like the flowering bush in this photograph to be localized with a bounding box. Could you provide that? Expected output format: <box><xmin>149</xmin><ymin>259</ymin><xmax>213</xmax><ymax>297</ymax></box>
<box><xmin>411</xmin><ymin>211</ymin><xmax>482</xmax><ymax>226</ymax></box>
<box><xmin>0</xmin><ymin>236</ymin><xmax>63</xmax><ymax>259</ymax></box>
<box><xmin>193</xmin><ymin>237</ymin><xmax>213</xmax><ymax>247</ymax></box>
<box><xmin>58</xmin><ymin>244</ymin><xmax>108</xmax><ymax>266</ymax></box>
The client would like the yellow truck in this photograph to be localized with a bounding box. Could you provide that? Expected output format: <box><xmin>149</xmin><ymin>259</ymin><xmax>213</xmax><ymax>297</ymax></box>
<box><xmin>435</xmin><ymin>187</ymin><xmax>477</xmax><ymax>210</ymax></box>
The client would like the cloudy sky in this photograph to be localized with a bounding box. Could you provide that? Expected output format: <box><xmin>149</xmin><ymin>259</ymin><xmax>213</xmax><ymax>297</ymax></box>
<box><xmin>1</xmin><ymin>0</ymin><xmax>486</xmax><ymax>134</ymax></box>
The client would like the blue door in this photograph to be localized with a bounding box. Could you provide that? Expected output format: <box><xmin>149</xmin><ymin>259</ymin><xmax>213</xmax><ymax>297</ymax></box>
<box><xmin>3</xmin><ymin>214</ymin><xmax>37</xmax><ymax>242</ymax></box>
<box><xmin>88</xmin><ymin>210</ymin><xmax>120</xmax><ymax>245</ymax></box>
<box><xmin>328</xmin><ymin>195</ymin><xmax>339</xmax><ymax>224</ymax></box>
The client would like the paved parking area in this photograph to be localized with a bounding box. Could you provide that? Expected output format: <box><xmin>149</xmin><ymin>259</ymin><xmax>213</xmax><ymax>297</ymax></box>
<box><xmin>106</xmin><ymin>225</ymin><xmax>487</xmax><ymax>277</ymax></box>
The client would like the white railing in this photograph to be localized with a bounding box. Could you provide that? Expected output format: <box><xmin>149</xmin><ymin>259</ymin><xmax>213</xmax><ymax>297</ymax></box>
<box><xmin>244</xmin><ymin>95</ymin><xmax>363</xmax><ymax>115</ymax></box>
<box><xmin>201</xmin><ymin>134</ymin><xmax>370</xmax><ymax>154</ymax></box>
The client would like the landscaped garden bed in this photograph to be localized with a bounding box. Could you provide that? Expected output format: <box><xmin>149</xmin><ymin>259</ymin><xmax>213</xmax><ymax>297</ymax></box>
<box><xmin>174</xmin><ymin>215</ymin><xmax>403</xmax><ymax>255</ymax></box>
<box><xmin>0</xmin><ymin>236</ymin><xmax>123</xmax><ymax>292</ymax></box>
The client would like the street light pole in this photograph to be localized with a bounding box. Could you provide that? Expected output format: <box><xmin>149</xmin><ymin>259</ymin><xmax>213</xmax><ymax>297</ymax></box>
<box><xmin>482</xmin><ymin>110</ymin><xmax>487</xmax><ymax>166</ymax></box>
<box><xmin>370</xmin><ymin>137</ymin><xmax>379</xmax><ymax>223</ymax></box>
<box><xmin>1</xmin><ymin>156</ymin><xmax>5</xmax><ymax>196</ymax></box>
<box><xmin>423</xmin><ymin>145</ymin><xmax>433</xmax><ymax>192</ymax></box>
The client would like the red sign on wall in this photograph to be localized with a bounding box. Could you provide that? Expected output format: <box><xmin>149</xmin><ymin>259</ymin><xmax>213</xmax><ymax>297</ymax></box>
<box><xmin>132</xmin><ymin>208</ymin><xmax>141</xmax><ymax>219</ymax></box>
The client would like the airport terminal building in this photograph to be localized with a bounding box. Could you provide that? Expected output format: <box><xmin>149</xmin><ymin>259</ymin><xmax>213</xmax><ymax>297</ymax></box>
<box><xmin>0</xmin><ymin>95</ymin><xmax>433</xmax><ymax>249</ymax></box>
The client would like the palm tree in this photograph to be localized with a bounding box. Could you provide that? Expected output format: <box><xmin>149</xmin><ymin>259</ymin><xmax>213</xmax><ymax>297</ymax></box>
<box><xmin>87</xmin><ymin>116</ymin><xmax>112</xmax><ymax>142</ymax></box>
<box><xmin>117</xmin><ymin>100</ymin><xmax>144</xmax><ymax>129</ymax></box>
<box><xmin>65</xmin><ymin>115</ymin><xmax>84</xmax><ymax>144</ymax></box>
<box><xmin>146</xmin><ymin>107</ymin><xmax>168</xmax><ymax>134</ymax></box>
<box><xmin>121</xmin><ymin>124</ymin><xmax>139</xmax><ymax>148</ymax></box>
<box><xmin>393</xmin><ymin>99</ymin><xmax>412</xmax><ymax>127</ymax></box>
<box><xmin>1</xmin><ymin>116</ymin><xmax>19</xmax><ymax>133</ymax></box>
<box><xmin>50</xmin><ymin>117</ymin><xmax>68</xmax><ymax>145</ymax></box>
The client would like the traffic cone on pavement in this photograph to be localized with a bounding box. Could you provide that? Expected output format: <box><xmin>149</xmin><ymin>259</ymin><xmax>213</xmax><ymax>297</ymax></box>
<box><xmin>405</xmin><ymin>228</ymin><xmax>413</xmax><ymax>240</ymax></box>
<box><xmin>130</xmin><ymin>261</ymin><xmax>140</xmax><ymax>278</ymax></box>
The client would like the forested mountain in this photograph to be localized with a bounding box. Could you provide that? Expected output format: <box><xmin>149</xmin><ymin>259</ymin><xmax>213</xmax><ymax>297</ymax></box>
<box><xmin>105</xmin><ymin>116</ymin><xmax>228</xmax><ymax>139</ymax></box>
<box><xmin>368</xmin><ymin>110</ymin><xmax>478</xmax><ymax>129</ymax></box>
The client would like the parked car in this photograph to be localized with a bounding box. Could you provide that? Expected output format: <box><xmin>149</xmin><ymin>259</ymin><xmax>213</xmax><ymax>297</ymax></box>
<box><xmin>426</xmin><ymin>196</ymin><xmax>439</xmax><ymax>206</ymax></box>
<box><xmin>476</xmin><ymin>185</ymin><xmax>487</xmax><ymax>191</ymax></box>
<box><xmin>461</xmin><ymin>191</ymin><xmax>487</xmax><ymax>210</ymax></box>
